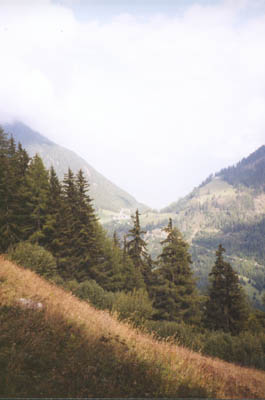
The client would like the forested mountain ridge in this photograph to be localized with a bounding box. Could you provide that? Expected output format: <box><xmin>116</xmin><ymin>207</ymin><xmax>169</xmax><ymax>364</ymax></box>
<box><xmin>1</xmin><ymin>121</ymin><xmax>147</xmax><ymax>213</ymax></box>
<box><xmin>217</xmin><ymin>145</ymin><xmax>265</xmax><ymax>188</ymax></box>
<box><xmin>106</xmin><ymin>146</ymin><xmax>265</xmax><ymax>310</ymax></box>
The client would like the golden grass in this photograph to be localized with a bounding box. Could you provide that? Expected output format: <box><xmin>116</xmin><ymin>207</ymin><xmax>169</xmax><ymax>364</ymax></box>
<box><xmin>1</xmin><ymin>256</ymin><xmax>265</xmax><ymax>398</ymax></box>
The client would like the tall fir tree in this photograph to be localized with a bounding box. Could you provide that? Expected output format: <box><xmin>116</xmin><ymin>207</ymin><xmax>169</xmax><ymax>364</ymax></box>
<box><xmin>0</xmin><ymin>132</ymin><xmax>31</xmax><ymax>251</ymax></box>
<box><xmin>74</xmin><ymin>169</ymin><xmax>101</xmax><ymax>281</ymax></box>
<box><xmin>23</xmin><ymin>154</ymin><xmax>50</xmax><ymax>243</ymax></box>
<box><xmin>204</xmin><ymin>244</ymin><xmax>249</xmax><ymax>334</ymax></box>
<box><xmin>126</xmin><ymin>209</ymin><xmax>148</xmax><ymax>287</ymax></box>
<box><xmin>152</xmin><ymin>218</ymin><xmax>199</xmax><ymax>323</ymax></box>
<box><xmin>56</xmin><ymin>168</ymin><xmax>81</xmax><ymax>279</ymax></box>
<box><xmin>41</xmin><ymin>166</ymin><xmax>63</xmax><ymax>254</ymax></box>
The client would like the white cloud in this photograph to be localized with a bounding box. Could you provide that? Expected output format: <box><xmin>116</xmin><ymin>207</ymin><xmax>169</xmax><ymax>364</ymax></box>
<box><xmin>0</xmin><ymin>0</ymin><xmax>265</xmax><ymax>208</ymax></box>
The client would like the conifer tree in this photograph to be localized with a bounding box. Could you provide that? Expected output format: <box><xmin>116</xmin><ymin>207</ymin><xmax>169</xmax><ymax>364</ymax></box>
<box><xmin>126</xmin><ymin>210</ymin><xmax>149</xmax><ymax>285</ymax></box>
<box><xmin>23</xmin><ymin>154</ymin><xmax>50</xmax><ymax>243</ymax></box>
<box><xmin>42</xmin><ymin>166</ymin><xmax>63</xmax><ymax>254</ymax></box>
<box><xmin>204</xmin><ymin>244</ymin><xmax>249</xmax><ymax>334</ymax></box>
<box><xmin>113</xmin><ymin>231</ymin><xmax>120</xmax><ymax>248</ymax></box>
<box><xmin>0</xmin><ymin>130</ymin><xmax>15</xmax><ymax>250</ymax></box>
<box><xmin>55</xmin><ymin>168</ymin><xmax>81</xmax><ymax>279</ymax></box>
<box><xmin>74</xmin><ymin>169</ymin><xmax>102</xmax><ymax>281</ymax></box>
<box><xmin>55</xmin><ymin>169</ymin><xmax>101</xmax><ymax>281</ymax></box>
<box><xmin>152</xmin><ymin>219</ymin><xmax>199</xmax><ymax>323</ymax></box>
<box><xmin>0</xmin><ymin>132</ymin><xmax>30</xmax><ymax>250</ymax></box>
<box><xmin>127</xmin><ymin>210</ymin><xmax>148</xmax><ymax>267</ymax></box>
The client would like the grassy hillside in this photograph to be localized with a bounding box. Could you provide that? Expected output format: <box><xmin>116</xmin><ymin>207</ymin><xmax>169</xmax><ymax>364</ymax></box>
<box><xmin>1</xmin><ymin>257</ymin><xmax>265</xmax><ymax>398</ymax></box>
<box><xmin>2</xmin><ymin>122</ymin><xmax>147</xmax><ymax>213</ymax></box>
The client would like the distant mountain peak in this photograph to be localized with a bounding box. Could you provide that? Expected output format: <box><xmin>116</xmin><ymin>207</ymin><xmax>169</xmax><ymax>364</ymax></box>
<box><xmin>1</xmin><ymin>121</ymin><xmax>148</xmax><ymax>213</ymax></box>
<box><xmin>216</xmin><ymin>145</ymin><xmax>265</xmax><ymax>189</ymax></box>
<box><xmin>3</xmin><ymin>121</ymin><xmax>53</xmax><ymax>146</ymax></box>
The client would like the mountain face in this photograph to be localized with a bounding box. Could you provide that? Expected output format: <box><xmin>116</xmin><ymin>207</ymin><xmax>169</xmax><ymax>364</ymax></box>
<box><xmin>217</xmin><ymin>145</ymin><xmax>265</xmax><ymax>189</ymax></box>
<box><xmin>106</xmin><ymin>146</ymin><xmax>265</xmax><ymax>310</ymax></box>
<box><xmin>2</xmin><ymin>122</ymin><xmax>147</xmax><ymax>214</ymax></box>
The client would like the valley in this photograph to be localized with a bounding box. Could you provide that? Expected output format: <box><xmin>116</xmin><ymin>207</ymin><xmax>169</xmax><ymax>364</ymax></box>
<box><xmin>3</xmin><ymin>121</ymin><xmax>265</xmax><ymax>309</ymax></box>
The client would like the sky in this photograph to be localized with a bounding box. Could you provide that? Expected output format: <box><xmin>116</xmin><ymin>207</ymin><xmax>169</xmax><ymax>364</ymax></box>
<box><xmin>1</xmin><ymin>0</ymin><xmax>265</xmax><ymax>209</ymax></box>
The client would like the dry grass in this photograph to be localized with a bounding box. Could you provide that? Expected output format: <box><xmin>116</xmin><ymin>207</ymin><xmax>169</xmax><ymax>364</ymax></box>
<box><xmin>1</xmin><ymin>256</ymin><xmax>265</xmax><ymax>398</ymax></box>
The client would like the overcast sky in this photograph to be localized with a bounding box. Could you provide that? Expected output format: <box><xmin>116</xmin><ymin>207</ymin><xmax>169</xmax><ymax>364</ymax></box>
<box><xmin>1</xmin><ymin>0</ymin><xmax>265</xmax><ymax>209</ymax></box>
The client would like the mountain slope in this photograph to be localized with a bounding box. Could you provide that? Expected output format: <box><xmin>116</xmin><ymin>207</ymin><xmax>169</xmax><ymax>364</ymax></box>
<box><xmin>1</xmin><ymin>257</ymin><xmax>265</xmax><ymax>398</ymax></box>
<box><xmin>163</xmin><ymin>147</ymin><xmax>265</xmax><ymax>307</ymax></box>
<box><xmin>105</xmin><ymin>146</ymin><xmax>265</xmax><ymax>309</ymax></box>
<box><xmin>2</xmin><ymin>122</ymin><xmax>147</xmax><ymax>213</ymax></box>
<box><xmin>217</xmin><ymin>145</ymin><xmax>265</xmax><ymax>188</ymax></box>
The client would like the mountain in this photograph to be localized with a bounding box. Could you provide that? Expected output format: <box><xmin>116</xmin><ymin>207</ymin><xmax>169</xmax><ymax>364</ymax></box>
<box><xmin>105</xmin><ymin>146</ymin><xmax>265</xmax><ymax>310</ymax></box>
<box><xmin>217</xmin><ymin>145</ymin><xmax>265</xmax><ymax>189</ymax></box>
<box><xmin>2</xmin><ymin>122</ymin><xmax>147</xmax><ymax>214</ymax></box>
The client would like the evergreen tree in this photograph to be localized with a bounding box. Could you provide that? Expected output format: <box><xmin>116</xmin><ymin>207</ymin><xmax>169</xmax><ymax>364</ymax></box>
<box><xmin>113</xmin><ymin>231</ymin><xmax>120</xmax><ymax>248</ymax></box>
<box><xmin>56</xmin><ymin>168</ymin><xmax>82</xmax><ymax>279</ymax></box>
<box><xmin>0</xmin><ymin>132</ymin><xmax>30</xmax><ymax>251</ymax></box>
<box><xmin>126</xmin><ymin>210</ymin><xmax>148</xmax><ymax>286</ymax></box>
<box><xmin>41</xmin><ymin>166</ymin><xmax>63</xmax><ymax>254</ymax></box>
<box><xmin>23</xmin><ymin>154</ymin><xmax>50</xmax><ymax>243</ymax></box>
<box><xmin>204</xmin><ymin>244</ymin><xmax>249</xmax><ymax>334</ymax></box>
<box><xmin>0</xmin><ymin>130</ymin><xmax>14</xmax><ymax>250</ymax></box>
<box><xmin>127</xmin><ymin>210</ymin><xmax>148</xmax><ymax>267</ymax></box>
<box><xmin>152</xmin><ymin>219</ymin><xmax>199</xmax><ymax>323</ymax></box>
<box><xmin>55</xmin><ymin>169</ymin><xmax>101</xmax><ymax>281</ymax></box>
<box><xmin>88</xmin><ymin>229</ymin><xmax>125</xmax><ymax>292</ymax></box>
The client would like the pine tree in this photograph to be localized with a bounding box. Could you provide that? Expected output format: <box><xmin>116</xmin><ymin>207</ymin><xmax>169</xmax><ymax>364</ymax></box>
<box><xmin>55</xmin><ymin>168</ymin><xmax>81</xmax><ymax>279</ymax></box>
<box><xmin>113</xmin><ymin>231</ymin><xmax>120</xmax><ymax>248</ymax></box>
<box><xmin>152</xmin><ymin>219</ymin><xmax>199</xmax><ymax>323</ymax></box>
<box><xmin>126</xmin><ymin>210</ymin><xmax>149</xmax><ymax>286</ymax></box>
<box><xmin>74</xmin><ymin>169</ymin><xmax>102</xmax><ymax>281</ymax></box>
<box><xmin>55</xmin><ymin>169</ymin><xmax>101</xmax><ymax>281</ymax></box>
<box><xmin>41</xmin><ymin>166</ymin><xmax>63</xmax><ymax>254</ymax></box>
<box><xmin>0</xmin><ymin>132</ymin><xmax>30</xmax><ymax>251</ymax></box>
<box><xmin>204</xmin><ymin>244</ymin><xmax>249</xmax><ymax>334</ymax></box>
<box><xmin>0</xmin><ymin>130</ymin><xmax>15</xmax><ymax>250</ymax></box>
<box><xmin>23</xmin><ymin>154</ymin><xmax>50</xmax><ymax>243</ymax></box>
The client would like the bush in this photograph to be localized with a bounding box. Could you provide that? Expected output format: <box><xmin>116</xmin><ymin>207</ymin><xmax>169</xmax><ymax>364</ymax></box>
<box><xmin>145</xmin><ymin>320</ymin><xmax>265</xmax><ymax>371</ymax></box>
<box><xmin>8</xmin><ymin>241</ymin><xmax>57</xmax><ymax>279</ymax></box>
<box><xmin>202</xmin><ymin>330</ymin><xmax>265</xmax><ymax>370</ymax></box>
<box><xmin>112</xmin><ymin>288</ymin><xmax>154</xmax><ymax>326</ymax></box>
<box><xmin>144</xmin><ymin>320</ymin><xmax>203</xmax><ymax>351</ymax></box>
<box><xmin>73</xmin><ymin>280</ymin><xmax>115</xmax><ymax>311</ymax></box>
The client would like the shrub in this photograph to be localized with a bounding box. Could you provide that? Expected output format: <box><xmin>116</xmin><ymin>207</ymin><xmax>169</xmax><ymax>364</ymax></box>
<box><xmin>112</xmin><ymin>288</ymin><xmax>154</xmax><ymax>325</ymax></box>
<box><xmin>74</xmin><ymin>280</ymin><xmax>115</xmax><ymax>311</ymax></box>
<box><xmin>8</xmin><ymin>241</ymin><xmax>57</xmax><ymax>279</ymax></box>
<box><xmin>145</xmin><ymin>320</ymin><xmax>265</xmax><ymax>371</ymax></box>
<box><xmin>144</xmin><ymin>320</ymin><xmax>203</xmax><ymax>351</ymax></box>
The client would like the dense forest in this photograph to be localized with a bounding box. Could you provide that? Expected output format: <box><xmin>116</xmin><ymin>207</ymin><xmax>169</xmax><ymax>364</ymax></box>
<box><xmin>0</xmin><ymin>125</ymin><xmax>265</xmax><ymax>370</ymax></box>
<box><xmin>217</xmin><ymin>145</ymin><xmax>265</xmax><ymax>189</ymax></box>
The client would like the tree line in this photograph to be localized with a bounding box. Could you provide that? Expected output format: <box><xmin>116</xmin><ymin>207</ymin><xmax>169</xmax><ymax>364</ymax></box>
<box><xmin>0</xmin><ymin>126</ymin><xmax>259</xmax><ymax>336</ymax></box>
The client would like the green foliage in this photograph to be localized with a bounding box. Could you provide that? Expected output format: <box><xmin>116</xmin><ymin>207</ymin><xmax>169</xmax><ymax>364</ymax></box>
<box><xmin>73</xmin><ymin>279</ymin><xmax>115</xmax><ymax>310</ymax></box>
<box><xmin>24</xmin><ymin>154</ymin><xmax>50</xmax><ymax>243</ymax></box>
<box><xmin>217</xmin><ymin>145</ymin><xmax>265</xmax><ymax>189</ymax></box>
<box><xmin>202</xmin><ymin>330</ymin><xmax>265</xmax><ymax>370</ymax></box>
<box><xmin>145</xmin><ymin>319</ymin><xmax>265</xmax><ymax>371</ymax></box>
<box><xmin>0</xmin><ymin>130</ymin><xmax>31</xmax><ymax>251</ymax></box>
<box><xmin>126</xmin><ymin>210</ymin><xmax>149</xmax><ymax>278</ymax></box>
<box><xmin>112</xmin><ymin>288</ymin><xmax>154</xmax><ymax>325</ymax></box>
<box><xmin>152</xmin><ymin>219</ymin><xmax>200</xmax><ymax>323</ymax></box>
<box><xmin>8</xmin><ymin>241</ymin><xmax>57</xmax><ymax>279</ymax></box>
<box><xmin>204</xmin><ymin>245</ymin><xmax>249</xmax><ymax>334</ymax></box>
